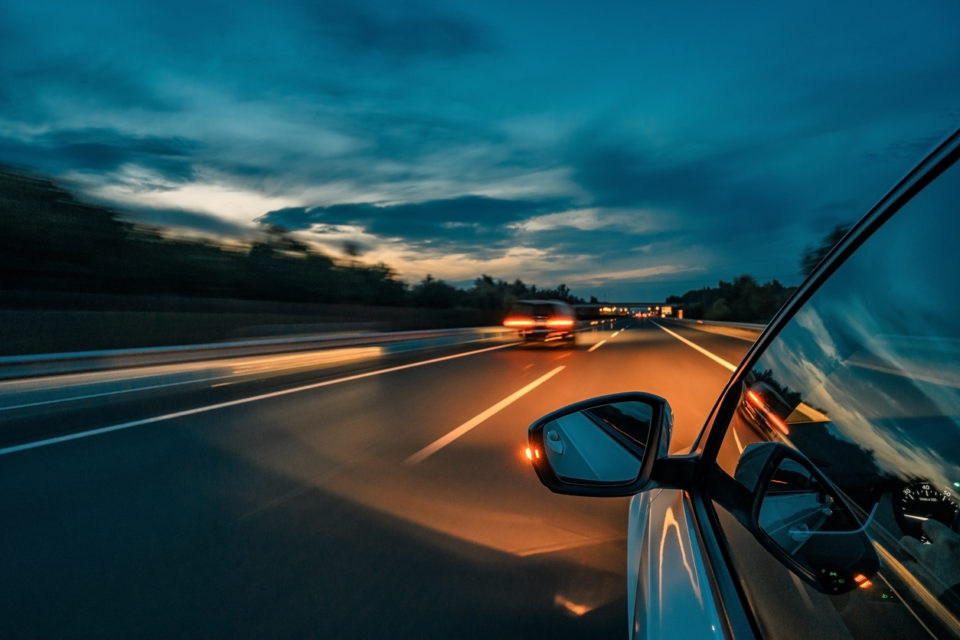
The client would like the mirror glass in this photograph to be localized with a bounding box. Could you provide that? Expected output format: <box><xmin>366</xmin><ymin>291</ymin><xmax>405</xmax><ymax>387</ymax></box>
<box><xmin>541</xmin><ymin>400</ymin><xmax>648</xmax><ymax>483</ymax></box>
<box><xmin>758</xmin><ymin>457</ymin><xmax>876</xmax><ymax>592</ymax></box>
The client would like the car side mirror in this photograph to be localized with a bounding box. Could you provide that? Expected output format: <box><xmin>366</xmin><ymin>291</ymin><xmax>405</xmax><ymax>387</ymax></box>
<box><xmin>527</xmin><ymin>392</ymin><xmax>673</xmax><ymax>497</ymax></box>
<box><xmin>734</xmin><ymin>442</ymin><xmax>879</xmax><ymax>594</ymax></box>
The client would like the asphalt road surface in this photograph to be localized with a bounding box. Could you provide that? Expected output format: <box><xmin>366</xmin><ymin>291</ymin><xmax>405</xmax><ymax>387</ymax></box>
<box><xmin>0</xmin><ymin>320</ymin><xmax>754</xmax><ymax>639</ymax></box>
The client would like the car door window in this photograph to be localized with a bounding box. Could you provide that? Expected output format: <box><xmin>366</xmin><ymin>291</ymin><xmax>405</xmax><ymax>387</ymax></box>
<box><xmin>711</xmin><ymin>158</ymin><xmax>960</xmax><ymax>639</ymax></box>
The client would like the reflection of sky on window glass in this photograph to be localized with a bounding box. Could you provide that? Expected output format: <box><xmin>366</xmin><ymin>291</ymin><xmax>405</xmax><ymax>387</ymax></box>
<box><xmin>754</xmin><ymin>161</ymin><xmax>960</xmax><ymax>493</ymax></box>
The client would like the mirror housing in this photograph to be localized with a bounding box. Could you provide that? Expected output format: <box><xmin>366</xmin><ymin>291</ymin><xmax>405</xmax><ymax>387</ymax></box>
<box><xmin>734</xmin><ymin>442</ymin><xmax>879</xmax><ymax>594</ymax></box>
<box><xmin>527</xmin><ymin>392</ymin><xmax>673</xmax><ymax>497</ymax></box>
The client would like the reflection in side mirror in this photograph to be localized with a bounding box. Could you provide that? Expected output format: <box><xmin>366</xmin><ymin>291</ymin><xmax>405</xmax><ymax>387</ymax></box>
<box><xmin>736</xmin><ymin>443</ymin><xmax>879</xmax><ymax>594</ymax></box>
<box><xmin>527</xmin><ymin>392</ymin><xmax>672</xmax><ymax>497</ymax></box>
<box><xmin>541</xmin><ymin>403</ymin><xmax>646</xmax><ymax>483</ymax></box>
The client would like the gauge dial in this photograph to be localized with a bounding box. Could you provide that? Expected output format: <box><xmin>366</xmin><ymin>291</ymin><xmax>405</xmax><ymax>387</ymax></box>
<box><xmin>895</xmin><ymin>481</ymin><xmax>959</xmax><ymax>541</ymax></box>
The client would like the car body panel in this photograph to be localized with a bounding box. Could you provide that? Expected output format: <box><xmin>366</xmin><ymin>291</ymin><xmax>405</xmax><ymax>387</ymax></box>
<box><xmin>627</xmin><ymin>488</ymin><xmax>726</xmax><ymax>640</ymax></box>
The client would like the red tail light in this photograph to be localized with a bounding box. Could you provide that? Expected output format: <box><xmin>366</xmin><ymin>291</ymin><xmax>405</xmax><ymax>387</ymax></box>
<box><xmin>745</xmin><ymin>389</ymin><xmax>789</xmax><ymax>435</ymax></box>
<box><xmin>768</xmin><ymin>413</ymin><xmax>790</xmax><ymax>435</ymax></box>
<box><xmin>545</xmin><ymin>317</ymin><xmax>574</xmax><ymax>328</ymax></box>
<box><xmin>504</xmin><ymin>317</ymin><xmax>535</xmax><ymax>328</ymax></box>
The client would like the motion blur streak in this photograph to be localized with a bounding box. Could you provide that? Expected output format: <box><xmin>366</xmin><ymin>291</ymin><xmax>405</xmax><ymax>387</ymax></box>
<box><xmin>0</xmin><ymin>346</ymin><xmax>385</xmax><ymax>412</ymax></box>
<box><xmin>228</xmin><ymin>347</ymin><xmax>384</xmax><ymax>375</ymax></box>
<box><xmin>0</xmin><ymin>343</ymin><xmax>513</xmax><ymax>456</ymax></box>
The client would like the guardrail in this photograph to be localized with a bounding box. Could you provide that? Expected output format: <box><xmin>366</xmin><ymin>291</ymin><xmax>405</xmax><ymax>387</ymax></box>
<box><xmin>675</xmin><ymin>318</ymin><xmax>766</xmax><ymax>330</ymax></box>
<box><xmin>0</xmin><ymin>326</ymin><xmax>517</xmax><ymax>381</ymax></box>
<box><xmin>661</xmin><ymin>317</ymin><xmax>766</xmax><ymax>342</ymax></box>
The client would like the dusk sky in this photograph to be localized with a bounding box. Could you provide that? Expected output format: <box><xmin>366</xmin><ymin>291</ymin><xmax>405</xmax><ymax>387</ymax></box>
<box><xmin>2</xmin><ymin>0</ymin><xmax>958</xmax><ymax>300</ymax></box>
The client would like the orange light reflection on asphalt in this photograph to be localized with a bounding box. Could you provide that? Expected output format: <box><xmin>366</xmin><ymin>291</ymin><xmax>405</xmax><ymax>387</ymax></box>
<box><xmin>553</xmin><ymin>594</ymin><xmax>593</xmax><ymax>617</ymax></box>
<box><xmin>231</xmin><ymin>347</ymin><xmax>383</xmax><ymax>375</ymax></box>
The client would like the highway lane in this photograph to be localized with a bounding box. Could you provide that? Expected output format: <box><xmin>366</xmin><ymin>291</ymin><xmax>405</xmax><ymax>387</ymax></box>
<box><xmin>0</xmin><ymin>321</ymin><xmax>754</xmax><ymax>638</ymax></box>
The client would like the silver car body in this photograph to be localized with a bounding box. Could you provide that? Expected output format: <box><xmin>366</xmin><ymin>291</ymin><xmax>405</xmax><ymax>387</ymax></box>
<box><xmin>627</xmin><ymin>490</ymin><xmax>725</xmax><ymax>639</ymax></box>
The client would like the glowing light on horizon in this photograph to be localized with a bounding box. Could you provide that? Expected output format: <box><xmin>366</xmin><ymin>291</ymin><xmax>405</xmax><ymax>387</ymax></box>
<box><xmin>91</xmin><ymin>168</ymin><xmax>301</xmax><ymax>225</ymax></box>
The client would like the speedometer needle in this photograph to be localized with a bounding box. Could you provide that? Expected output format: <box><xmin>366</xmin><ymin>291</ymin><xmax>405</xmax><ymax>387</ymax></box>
<box><xmin>903</xmin><ymin>514</ymin><xmax>929</xmax><ymax>521</ymax></box>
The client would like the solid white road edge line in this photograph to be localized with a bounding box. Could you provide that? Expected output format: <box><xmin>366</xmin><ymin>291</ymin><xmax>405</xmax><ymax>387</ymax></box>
<box><xmin>0</xmin><ymin>343</ymin><xmax>516</xmax><ymax>457</ymax></box>
<box><xmin>404</xmin><ymin>365</ymin><xmax>566</xmax><ymax>466</ymax></box>
<box><xmin>732</xmin><ymin>425</ymin><xmax>745</xmax><ymax>454</ymax></box>
<box><xmin>653</xmin><ymin>322</ymin><xmax>737</xmax><ymax>372</ymax></box>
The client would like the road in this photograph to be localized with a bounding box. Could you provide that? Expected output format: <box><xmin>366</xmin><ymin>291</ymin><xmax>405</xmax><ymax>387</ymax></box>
<box><xmin>0</xmin><ymin>320</ymin><xmax>754</xmax><ymax>639</ymax></box>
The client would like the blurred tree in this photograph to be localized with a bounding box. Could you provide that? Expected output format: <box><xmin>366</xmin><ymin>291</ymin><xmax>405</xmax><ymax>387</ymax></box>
<box><xmin>706</xmin><ymin>297</ymin><xmax>732</xmax><ymax>320</ymax></box>
<box><xmin>0</xmin><ymin>165</ymin><xmax>589</xmax><ymax>313</ymax></box>
<box><xmin>342</xmin><ymin>241</ymin><xmax>365</xmax><ymax>259</ymax></box>
<box><xmin>0</xmin><ymin>168</ymin><xmax>130</xmax><ymax>292</ymax></box>
<box><xmin>468</xmin><ymin>275</ymin><xmax>506</xmax><ymax>310</ymax></box>
<box><xmin>669</xmin><ymin>275</ymin><xmax>795</xmax><ymax>323</ymax></box>
<box><xmin>801</xmin><ymin>223</ymin><xmax>852</xmax><ymax>275</ymax></box>
<box><xmin>411</xmin><ymin>275</ymin><xmax>461</xmax><ymax>308</ymax></box>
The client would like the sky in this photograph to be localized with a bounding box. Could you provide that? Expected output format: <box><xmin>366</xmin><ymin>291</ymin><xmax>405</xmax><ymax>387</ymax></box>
<box><xmin>1</xmin><ymin>0</ymin><xmax>958</xmax><ymax>300</ymax></box>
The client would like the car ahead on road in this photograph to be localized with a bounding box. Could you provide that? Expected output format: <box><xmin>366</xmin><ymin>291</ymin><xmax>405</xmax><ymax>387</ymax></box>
<box><xmin>503</xmin><ymin>299</ymin><xmax>578</xmax><ymax>347</ymax></box>
<box><xmin>527</xmin><ymin>129</ymin><xmax>960</xmax><ymax>639</ymax></box>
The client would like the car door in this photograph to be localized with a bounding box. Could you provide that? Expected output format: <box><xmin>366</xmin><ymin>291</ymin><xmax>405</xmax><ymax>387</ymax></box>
<box><xmin>693</xmin><ymin>130</ymin><xmax>960</xmax><ymax>639</ymax></box>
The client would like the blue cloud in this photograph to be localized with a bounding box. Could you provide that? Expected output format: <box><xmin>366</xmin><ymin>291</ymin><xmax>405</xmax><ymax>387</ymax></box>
<box><xmin>260</xmin><ymin>195</ymin><xmax>573</xmax><ymax>249</ymax></box>
<box><xmin>0</xmin><ymin>129</ymin><xmax>198</xmax><ymax>181</ymax></box>
<box><xmin>300</xmin><ymin>1</ymin><xmax>493</xmax><ymax>61</ymax></box>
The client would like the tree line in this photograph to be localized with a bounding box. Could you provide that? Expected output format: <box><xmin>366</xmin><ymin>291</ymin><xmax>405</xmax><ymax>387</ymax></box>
<box><xmin>665</xmin><ymin>275</ymin><xmax>796</xmax><ymax>323</ymax></box>
<box><xmin>664</xmin><ymin>224</ymin><xmax>852</xmax><ymax>323</ymax></box>
<box><xmin>0</xmin><ymin>167</ymin><xmax>582</xmax><ymax>313</ymax></box>
<box><xmin>2</xmin><ymin>165</ymin><xmax>849</xmax><ymax>322</ymax></box>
